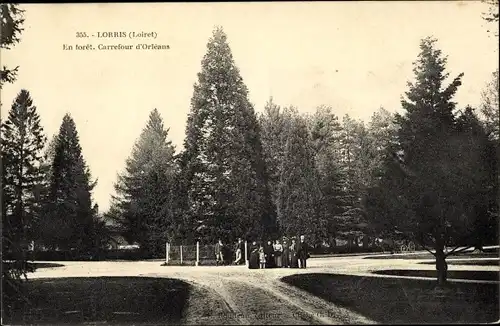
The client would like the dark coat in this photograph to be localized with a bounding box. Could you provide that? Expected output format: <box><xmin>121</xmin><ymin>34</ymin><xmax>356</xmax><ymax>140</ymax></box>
<box><xmin>237</xmin><ymin>241</ymin><xmax>246</xmax><ymax>260</ymax></box>
<box><xmin>264</xmin><ymin>243</ymin><xmax>274</xmax><ymax>267</ymax></box>
<box><xmin>289</xmin><ymin>243</ymin><xmax>299</xmax><ymax>268</ymax></box>
<box><xmin>297</xmin><ymin>241</ymin><xmax>310</xmax><ymax>260</ymax></box>
<box><xmin>248</xmin><ymin>246</ymin><xmax>259</xmax><ymax>269</ymax></box>
<box><xmin>282</xmin><ymin>242</ymin><xmax>290</xmax><ymax>266</ymax></box>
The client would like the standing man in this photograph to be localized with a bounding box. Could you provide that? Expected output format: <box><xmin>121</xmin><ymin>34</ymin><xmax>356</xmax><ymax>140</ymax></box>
<box><xmin>297</xmin><ymin>235</ymin><xmax>310</xmax><ymax>269</ymax></box>
<box><xmin>215</xmin><ymin>239</ymin><xmax>224</xmax><ymax>266</ymax></box>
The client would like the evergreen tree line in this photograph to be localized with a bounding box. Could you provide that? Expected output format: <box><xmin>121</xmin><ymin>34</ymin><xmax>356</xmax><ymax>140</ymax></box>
<box><xmin>106</xmin><ymin>28</ymin><xmax>498</xmax><ymax>260</ymax></box>
<box><xmin>2</xmin><ymin>95</ymin><xmax>106</xmax><ymax>256</ymax></box>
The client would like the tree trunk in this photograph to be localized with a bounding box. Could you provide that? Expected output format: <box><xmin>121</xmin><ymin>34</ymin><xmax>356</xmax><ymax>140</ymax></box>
<box><xmin>474</xmin><ymin>244</ymin><xmax>484</xmax><ymax>252</ymax></box>
<box><xmin>435</xmin><ymin>248</ymin><xmax>448</xmax><ymax>285</ymax></box>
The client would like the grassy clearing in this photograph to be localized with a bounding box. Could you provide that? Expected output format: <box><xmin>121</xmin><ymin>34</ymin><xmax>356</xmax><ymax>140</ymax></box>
<box><xmin>3</xmin><ymin>277</ymin><xmax>190</xmax><ymax>325</ymax></box>
<box><xmin>281</xmin><ymin>273</ymin><xmax>498</xmax><ymax>324</ymax></box>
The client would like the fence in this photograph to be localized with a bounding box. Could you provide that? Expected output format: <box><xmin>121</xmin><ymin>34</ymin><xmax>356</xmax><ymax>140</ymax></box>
<box><xmin>165</xmin><ymin>241</ymin><xmax>249</xmax><ymax>266</ymax></box>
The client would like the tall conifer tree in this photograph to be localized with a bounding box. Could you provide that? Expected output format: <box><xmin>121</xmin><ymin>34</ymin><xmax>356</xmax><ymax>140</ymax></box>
<box><xmin>44</xmin><ymin>114</ymin><xmax>99</xmax><ymax>253</ymax></box>
<box><xmin>1</xmin><ymin>89</ymin><xmax>46</xmax><ymax>309</ymax></box>
<box><xmin>180</xmin><ymin>27</ymin><xmax>276</xmax><ymax>243</ymax></box>
<box><xmin>112</xmin><ymin>109</ymin><xmax>178</xmax><ymax>253</ymax></box>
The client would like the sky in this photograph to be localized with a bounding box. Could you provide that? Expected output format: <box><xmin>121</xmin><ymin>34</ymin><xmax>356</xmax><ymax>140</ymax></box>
<box><xmin>1</xmin><ymin>2</ymin><xmax>498</xmax><ymax>212</ymax></box>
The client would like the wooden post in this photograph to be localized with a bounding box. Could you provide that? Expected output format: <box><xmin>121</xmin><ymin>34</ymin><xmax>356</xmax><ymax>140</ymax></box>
<box><xmin>166</xmin><ymin>243</ymin><xmax>170</xmax><ymax>263</ymax></box>
<box><xmin>245</xmin><ymin>241</ymin><xmax>249</xmax><ymax>267</ymax></box>
<box><xmin>180</xmin><ymin>245</ymin><xmax>183</xmax><ymax>265</ymax></box>
<box><xmin>196</xmin><ymin>241</ymin><xmax>199</xmax><ymax>266</ymax></box>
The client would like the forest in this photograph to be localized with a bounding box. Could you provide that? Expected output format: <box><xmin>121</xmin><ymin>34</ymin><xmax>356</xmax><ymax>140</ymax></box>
<box><xmin>2</xmin><ymin>2</ymin><xmax>498</xmax><ymax>300</ymax></box>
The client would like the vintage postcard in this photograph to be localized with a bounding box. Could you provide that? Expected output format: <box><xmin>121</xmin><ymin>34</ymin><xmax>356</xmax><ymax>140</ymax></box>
<box><xmin>1</xmin><ymin>2</ymin><xmax>498</xmax><ymax>325</ymax></box>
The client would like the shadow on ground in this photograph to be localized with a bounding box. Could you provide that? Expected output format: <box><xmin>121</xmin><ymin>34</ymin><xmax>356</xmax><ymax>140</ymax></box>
<box><xmin>418</xmin><ymin>259</ymin><xmax>499</xmax><ymax>266</ymax></box>
<box><xmin>281</xmin><ymin>273</ymin><xmax>499</xmax><ymax>324</ymax></box>
<box><xmin>364</xmin><ymin>251</ymin><xmax>499</xmax><ymax>260</ymax></box>
<box><xmin>3</xmin><ymin>277</ymin><xmax>191</xmax><ymax>325</ymax></box>
<box><xmin>372</xmin><ymin>269</ymin><xmax>499</xmax><ymax>281</ymax></box>
<box><xmin>30</xmin><ymin>262</ymin><xmax>66</xmax><ymax>269</ymax></box>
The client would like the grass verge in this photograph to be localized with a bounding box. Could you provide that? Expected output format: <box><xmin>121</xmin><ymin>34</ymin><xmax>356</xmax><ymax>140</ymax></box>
<box><xmin>3</xmin><ymin>277</ymin><xmax>190</xmax><ymax>325</ymax></box>
<box><xmin>281</xmin><ymin>273</ymin><xmax>498</xmax><ymax>324</ymax></box>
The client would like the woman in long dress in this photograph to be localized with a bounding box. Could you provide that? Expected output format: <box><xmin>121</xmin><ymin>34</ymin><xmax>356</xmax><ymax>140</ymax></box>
<box><xmin>264</xmin><ymin>240</ymin><xmax>274</xmax><ymax>268</ymax></box>
<box><xmin>273</xmin><ymin>240</ymin><xmax>283</xmax><ymax>267</ymax></box>
<box><xmin>290</xmin><ymin>239</ymin><xmax>299</xmax><ymax>268</ymax></box>
<box><xmin>282</xmin><ymin>239</ymin><xmax>290</xmax><ymax>268</ymax></box>
<box><xmin>248</xmin><ymin>241</ymin><xmax>259</xmax><ymax>269</ymax></box>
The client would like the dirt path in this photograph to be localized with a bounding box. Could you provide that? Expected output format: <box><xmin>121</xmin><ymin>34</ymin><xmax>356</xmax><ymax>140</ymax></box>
<box><xmin>29</xmin><ymin>252</ymin><xmax>497</xmax><ymax>325</ymax></box>
<box><xmin>140</xmin><ymin>269</ymin><xmax>377</xmax><ymax>325</ymax></box>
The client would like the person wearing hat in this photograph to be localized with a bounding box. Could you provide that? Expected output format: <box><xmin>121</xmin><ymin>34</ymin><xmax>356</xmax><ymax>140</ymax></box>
<box><xmin>282</xmin><ymin>238</ymin><xmax>290</xmax><ymax>268</ymax></box>
<box><xmin>264</xmin><ymin>240</ymin><xmax>275</xmax><ymax>268</ymax></box>
<box><xmin>234</xmin><ymin>238</ymin><xmax>244</xmax><ymax>265</ymax></box>
<box><xmin>289</xmin><ymin>238</ymin><xmax>299</xmax><ymax>268</ymax></box>
<box><xmin>248</xmin><ymin>241</ymin><xmax>259</xmax><ymax>269</ymax></box>
<box><xmin>215</xmin><ymin>239</ymin><xmax>224</xmax><ymax>266</ymax></box>
<box><xmin>273</xmin><ymin>239</ymin><xmax>283</xmax><ymax>267</ymax></box>
<box><xmin>297</xmin><ymin>235</ymin><xmax>310</xmax><ymax>269</ymax></box>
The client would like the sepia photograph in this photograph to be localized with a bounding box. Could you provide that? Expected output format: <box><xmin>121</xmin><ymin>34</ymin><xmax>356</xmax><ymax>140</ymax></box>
<box><xmin>1</xmin><ymin>1</ymin><xmax>499</xmax><ymax>325</ymax></box>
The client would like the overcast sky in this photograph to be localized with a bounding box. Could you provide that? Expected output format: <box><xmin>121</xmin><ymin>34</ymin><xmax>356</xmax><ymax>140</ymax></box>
<box><xmin>1</xmin><ymin>2</ymin><xmax>498</xmax><ymax>212</ymax></box>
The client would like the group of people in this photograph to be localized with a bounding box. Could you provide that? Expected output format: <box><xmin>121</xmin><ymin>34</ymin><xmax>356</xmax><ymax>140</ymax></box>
<box><xmin>249</xmin><ymin>235</ymin><xmax>310</xmax><ymax>269</ymax></box>
<box><xmin>214</xmin><ymin>236</ymin><xmax>311</xmax><ymax>269</ymax></box>
<box><xmin>214</xmin><ymin>238</ymin><xmax>246</xmax><ymax>266</ymax></box>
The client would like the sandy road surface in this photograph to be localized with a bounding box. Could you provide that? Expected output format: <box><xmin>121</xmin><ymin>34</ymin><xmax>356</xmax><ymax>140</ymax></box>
<box><xmin>27</xmin><ymin>254</ymin><xmax>498</xmax><ymax>325</ymax></box>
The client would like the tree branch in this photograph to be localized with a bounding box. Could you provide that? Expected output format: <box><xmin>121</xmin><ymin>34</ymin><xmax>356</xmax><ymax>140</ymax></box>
<box><xmin>421</xmin><ymin>243</ymin><xmax>436</xmax><ymax>256</ymax></box>
<box><xmin>445</xmin><ymin>245</ymin><xmax>474</xmax><ymax>257</ymax></box>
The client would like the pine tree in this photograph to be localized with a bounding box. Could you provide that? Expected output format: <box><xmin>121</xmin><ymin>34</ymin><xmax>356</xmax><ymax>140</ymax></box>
<box><xmin>33</xmin><ymin>134</ymin><xmax>58</xmax><ymax>247</ymax></box>
<box><xmin>365</xmin><ymin>37</ymin><xmax>493</xmax><ymax>285</ymax></box>
<box><xmin>0</xmin><ymin>4</ymin><xmax>25</xmax><ymax>88</ymax></box>
<box><xmin>366</xmin><ymin>107</ymin><xmax>399</xmax><ymax>181</ymax></box>
<box><xmin>112</xmin><ymin>109</ymin><xmax>177</xmax><ymax>254</ymax></box>
<box><xmin>279</xmin><ymin>114</ymin><xmax>324</xmax><ymax>244</ymax></box>
<box><xmin>44</xmin><ymin>114</ymin><xmax>99</xmax><ymax>254</ymax></box>
<box><xmin>455</xmin><ymin>106</ymin><xmax>498</xmax><ymax>252</ymax></box>
<box><xmin>333</xmin><ymin>114</ymin><xmax>369</xmax><ymax>246</ymax></box>
<box><xmin>306</xmin><ymin>105</ymin><xmax>345</xmax><ymax>246</ymax></box>
<box><xmin>258</xmin><ymin>99</ymin><xmax>297</xmax><ymax>229</ymax></box>
<box><xmin>180</xmin><ymin>26</ymin><xmax>276</xmax><ymax>244</ymax></box>
<box><xmin>482</xmin><ymin>0</ymin><xmax>499</xmax><ymax>36</ymax></box>
<box><xmin>480</xmin><ymin>69</ymin><xmax>499</xmax><ymax>140</ymax></box>
<box><xmin>1</xmin><ymin>89</ymin><xmax>46</xmax><ymax>312</ymax></box>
